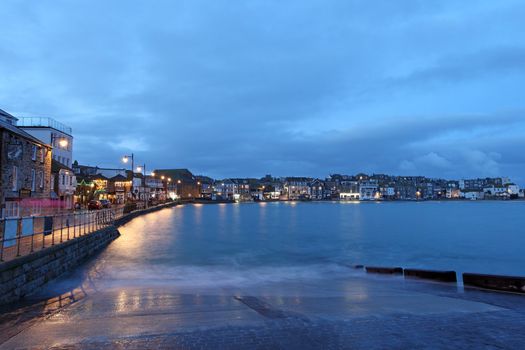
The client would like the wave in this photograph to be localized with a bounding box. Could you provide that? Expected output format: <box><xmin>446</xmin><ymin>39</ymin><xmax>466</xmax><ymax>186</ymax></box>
<box><xmin>87</xmin><ymin>262</ymin><xmax>361</xmax><ymax>291</ymax></box>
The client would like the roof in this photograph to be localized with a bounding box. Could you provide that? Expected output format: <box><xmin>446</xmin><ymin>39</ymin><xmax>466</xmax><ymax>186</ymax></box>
<box><xmin>110</xmin><ymin>174</ymin><xmax>128</xmax><ymax>181</ymax></box>
<box><xmin>285</xmin><ymin>177</ymin><xmax>311</xmax><ymax>182</ymax></box>
<box><xmin>154</xmin><ymin>169</ymin><xmax>195</xmax><ymax>181</ymax></box>
<box><xmin>195</xmin><ymin>175</ymin><xmax>214</xmax><ymax>183</ymax></box>
<box><xmin>51</xmin><ymin>159</ymin><xmax>74</xmax><ymax>174</ymax></box>
<box><xmin>0</xmin><ymin>117</ymin><xmax>51</xmax><ymax>147</ymax></box>
<box><xmin>75</xmin><ymin>173</ymin><xmax>108</xmax><ymax>184</ymax></box>
<box><xmin>0</xmin><ymin>108</ymin><xmax>18</xmax><ymax>121</ymax></box>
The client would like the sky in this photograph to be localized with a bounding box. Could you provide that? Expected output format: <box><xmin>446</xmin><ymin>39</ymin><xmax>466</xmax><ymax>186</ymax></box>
<box><xmin>1</xmin><ymin>1</ymin><xmax>525</xmax><ymax>183</ymax></box>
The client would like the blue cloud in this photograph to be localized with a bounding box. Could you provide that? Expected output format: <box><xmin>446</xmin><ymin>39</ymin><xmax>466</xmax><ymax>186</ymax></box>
<box><xmin>0</xmin><ymin>0</ymin><xmax>524</xmax><ymax>184</ymax></box>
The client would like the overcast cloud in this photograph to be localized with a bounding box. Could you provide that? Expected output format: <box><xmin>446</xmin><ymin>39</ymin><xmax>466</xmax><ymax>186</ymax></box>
<box><xmin>1</xmin><ymin>0</ymin><xmax>524</xmax><ymax>183</ymax></box>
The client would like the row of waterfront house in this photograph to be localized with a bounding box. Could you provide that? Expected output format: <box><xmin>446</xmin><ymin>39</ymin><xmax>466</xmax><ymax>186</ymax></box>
<box><xmin>198</xmin><ymin>174</ymin><xmax>523</xmax><ymax>202</ymax></box>
<box><xmin>1</xmin><ymin>108</ymin><xmax>523</xmax><ymax>218</ymax></box>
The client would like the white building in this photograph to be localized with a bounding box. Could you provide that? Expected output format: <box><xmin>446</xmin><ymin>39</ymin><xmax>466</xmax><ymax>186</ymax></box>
<box><xmin>483</xmin><ymin>185</ymin><xmax>507</xmax><ymax>197</ymax></box>
<box><xmin>284</xmin><ymin>177</ymin><xmax>311</xmax><ymax>200</ymax></box>
<box><xmin>51</xmin><ymin>160</ymin><xmax>77</xmax><ymax>209</ymax></box>
<box><xmin>18</xmin><ymin>117</ymin><xmax>74</xmax><ymax>168</ymax></box>
<box><xmin>359</xmin><ymin>181</ymin><xmax>380</xmax><ymax>201</ymax></box>
<box><xmin>506</xmin><ymin>184</ymin><xmax>520</xmax><ymax>196</ymax></box>
<box><xmin>214</xmin><ymin>179</ymin><xmax>239</xmax><ymax>200</ymax></box>
<box><xmin>463</xmin><ymin>191</ymin><xmax>484</xmax><ymax>200</ymax></box>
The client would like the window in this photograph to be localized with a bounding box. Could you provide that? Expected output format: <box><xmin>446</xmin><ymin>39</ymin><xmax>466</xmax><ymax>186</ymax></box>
<box><xmin>31</xmin><ymin>145</ymin><xmax>37</xmax><ymax>161</ymax></box>
<box><xmin>51</xmin><ymin>174</ymin><xmax>55</xmax><ymax>191</ymax></box>
<box><xmin>39</xmin><ymin>148</ymin><xmax>45</xmax><ymax>163</ymax></box>
<box><xmin>4</xmin><ymin>202</ymin><xmax>20</xmax><ymax>218</ymax></box>
<box><xmin>31</xmin><ymin>169</ymin><xmax>36</xmax><ymax>191</ymax></box>
<box><xmin>12</xmin><ymin>166</ymin><xmax>18</xmax><ymax>191</ymax></box>
<box><xmin>39</xmin><ymin>171</ymin><xmax>44</xmax><ymax>188</ymax></box>
<box><xmin>31</xmin><ymin>145</ymin><xmax>38</xmax><ymax>160</ymax></box>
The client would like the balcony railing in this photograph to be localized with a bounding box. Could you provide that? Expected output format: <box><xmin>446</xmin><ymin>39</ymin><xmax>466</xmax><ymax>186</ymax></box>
<box><xmin>17</xmin><ymin>117</ymin><xmax>73</xmax><ymax>135</ymax></box>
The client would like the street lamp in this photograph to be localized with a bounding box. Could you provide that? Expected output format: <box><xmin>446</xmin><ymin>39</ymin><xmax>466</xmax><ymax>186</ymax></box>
<box><xmin>135</xmin><ymin>164</ymin><xmax>147</xmax><ymax>205</ymax></box>
<box><xmin>51</xmin><ymin>134</ymin><xmax>68</xmax><ymax>149</ymax></box>
<box><xmin>122</xmin><ymin>153</ymin><xmax>134</xmax><ymax>172</ymax></box>
<box><xmin>136</xmin><ymin>164</ymin><xmax>146</xmax><ymax>175</ymax></box>
<box><xmin>122</xmin><ymin>153</ymin><xmax>135</xmax><ymax>201</ymax></box>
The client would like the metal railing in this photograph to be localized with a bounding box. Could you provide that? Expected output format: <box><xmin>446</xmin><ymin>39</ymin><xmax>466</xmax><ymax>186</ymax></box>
<box><xmin>0</xmin><ymin>207</ymin><xmax>124</xmax><ymax>262</ymax></box>
<box><xmin>17</xmin><ymin>117</ymin><xmax>73</xmax><ymax>135</ymax></box>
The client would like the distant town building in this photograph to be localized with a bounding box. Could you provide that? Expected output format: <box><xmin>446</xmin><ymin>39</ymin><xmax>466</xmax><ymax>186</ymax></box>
<box><xmin>284</xmin><ymin>177</ymin><xmax>311</xmax><ymax>200</ymax></box>
<box><xmin>153</xmin><ymin>169</ymin><xmax>199</xmax><ymax>200</ymax></box>
<box><xmin>359</xmin><ymin>181</ymin><xmax>380</xmax><ymax>201</ymax></box>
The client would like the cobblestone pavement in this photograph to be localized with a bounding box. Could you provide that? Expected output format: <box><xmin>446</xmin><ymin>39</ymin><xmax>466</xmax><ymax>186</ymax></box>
<box><xmin>2</xmin><ymin>274</ymin><xmax>525</xmax><ymax>349</ymax></box>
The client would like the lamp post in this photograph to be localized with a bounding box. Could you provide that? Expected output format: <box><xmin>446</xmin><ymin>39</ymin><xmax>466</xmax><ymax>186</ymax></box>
<box><xmin>122</xmin><ymin>154</ymin><xmax>134</xmax><ymax>201</ymax></box>
<box><xmin>136</xmin><ymin>164</ymin><xmax>146</xmax><ymax>206</ymax></box>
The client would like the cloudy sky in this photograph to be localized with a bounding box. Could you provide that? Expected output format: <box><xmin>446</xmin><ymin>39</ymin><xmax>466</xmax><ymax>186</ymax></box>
<box><xmin>1</xmin><ymin>1</ymin><xmax>524</xmax><ymax>183</ymax></box>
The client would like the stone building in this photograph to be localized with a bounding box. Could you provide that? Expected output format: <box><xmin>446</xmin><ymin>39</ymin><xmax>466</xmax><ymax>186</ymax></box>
<box><xmin>0</xmin><ymin>109</ymin><xmax>52</xmax><ymax>217</ymax></box>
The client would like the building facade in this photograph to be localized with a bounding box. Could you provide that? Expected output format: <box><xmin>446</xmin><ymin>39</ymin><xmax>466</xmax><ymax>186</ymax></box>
<box><xmin>0</xmin><ymin>109</ymin><xmax>52</xmax><ymax>217</ymax></box>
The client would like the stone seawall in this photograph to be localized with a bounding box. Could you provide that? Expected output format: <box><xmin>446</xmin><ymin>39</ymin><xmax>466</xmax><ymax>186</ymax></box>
<box><xmin>0</xmin><ymin>226</ymin><xmax>120</xmax><ymax>305</ymax></box>
<box><xmin>0</xmin><ymin>202</ymin><xmax>178</xmax><ymax>305</ymax></box>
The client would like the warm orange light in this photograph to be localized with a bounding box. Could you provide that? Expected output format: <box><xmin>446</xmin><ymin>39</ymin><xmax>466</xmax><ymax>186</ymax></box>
<box><xmin>58</xmin><ymin>139</ymin><xmax>68</xmax><ymax>148</ymax></box>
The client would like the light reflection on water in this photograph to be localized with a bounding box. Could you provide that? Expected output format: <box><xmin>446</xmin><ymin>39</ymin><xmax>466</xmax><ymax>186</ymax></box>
<box><xmin>89</xmin><ymin>201</ymin><xmax>524</xmax><ymax>295</ymax></box>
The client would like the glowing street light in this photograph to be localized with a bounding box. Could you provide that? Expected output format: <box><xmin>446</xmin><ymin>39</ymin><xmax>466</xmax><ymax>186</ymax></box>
<box><xmin>121</xmin><ymin>153</ymin><xmax>135</xmax><ymax>200</ymax></box>
<box><xmin>136</xmin><ymin>163</ymin><xmax>146</xmax><ymax>176</ymax></box>
<box><xmin>51</xmin><ymin>134</ymin><xmax>69</xmax><ymax>149</ymax></box>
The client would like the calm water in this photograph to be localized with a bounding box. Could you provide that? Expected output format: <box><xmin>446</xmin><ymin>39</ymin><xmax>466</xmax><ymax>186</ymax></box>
<box><xmin>86</xmin><ymin>201</ymin><xmax>525</xmax><ymax>292</ymax></box>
